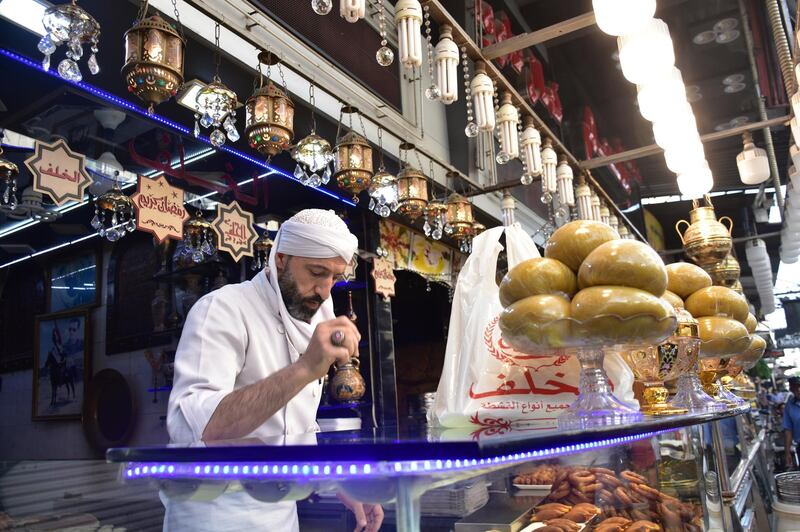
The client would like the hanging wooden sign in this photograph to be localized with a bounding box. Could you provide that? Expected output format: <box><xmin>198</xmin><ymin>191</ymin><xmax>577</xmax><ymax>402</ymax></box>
<box><xmin>212</xmin><ymin>200</ymin><xmax>256</xmax><ymax>262</ymax></box>
<box><xmin>371</xmin><ymin>258</ymin><xmax>396</xmax><ymax>300</ymax></box>
<box><xmin>24</xmin><ymin>139</ymin><xmax>92</xmax><ymax>206</ymax></box>
<box><xmin>130</xmin><ymin>175</ymin><xmax>188</xmax><ymax>243</ymax></box>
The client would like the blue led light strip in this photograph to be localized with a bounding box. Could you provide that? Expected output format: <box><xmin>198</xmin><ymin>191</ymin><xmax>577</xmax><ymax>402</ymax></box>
<box><xmin>121</xmin><ymin>429</ymin><xmax>672</xmax><ymax>481</ymax></box>
<box><xmin>0</xmin><ymin>48</ymin><xmax>356</xmax><ymax>207</ymax></box>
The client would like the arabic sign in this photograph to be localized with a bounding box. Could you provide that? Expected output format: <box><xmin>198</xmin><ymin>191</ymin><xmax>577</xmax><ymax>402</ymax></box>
<box><xmin>212</xmin><ymin>201</ymin><xmax>256</xmax><ymax>262</ymax></box>
<box><xmin>131</xmin><ymin>175</ymin><xmax>188</xmax><ymax>243</ymax></box>
<box><xmin>379</xmin><ymin>219</ymin><xmax>461</xmax><ymax>286</ymax></box>
<box><xmin>25</xmin><ymin>139</ymin><xmax>92</xmax><ymax>206</ymax></box>
<box><xmin>371</xmin><ymin>258</ymin><xmax>396</xmax><ymax>300</ymax></box>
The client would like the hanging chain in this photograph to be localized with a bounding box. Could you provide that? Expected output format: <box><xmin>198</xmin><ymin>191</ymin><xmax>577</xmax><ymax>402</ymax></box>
<box><xmin>357</xmin><ymin>111</ymin><xmax>368</xmax><ymax>138</ymax></box>
<box><xmin>462</xmin><ymin>47</ymin><xmax>474</xmax><ymax>124</ymax></box>
<box><xmin>414</xmin><ymin>149</ymin><xmax>425</xmax><ymax>173</ymax></box>
<box><xmin>170</xmin><ymin>0</ymin><xmax>185</xmax><ymax>39</ymax></box>
<box><xmin>335</xmin><ymin>106</ymin><xmax>344</xmax><ymax>142</ymax></box>
<box><xmin>277</xmin><ymin>61</ymin><xmax>288</xmax><ymax>92</ymax></box>
<box><xmin>136</xmin><ymin>0</ymin><xmax>149</xmax><ymax>22</ymax></box>
<box><xmin>377</xmin><ymin>0</ymin><xmax>387</xmax><ymax>47</ymax></box>
<box><xmin>428</xmin><ymin>160</ymin><xmax>436</xmax><ymax>199</ymax></box>
<box><xmin>309</xmin><ymin>84</ymin><xmax>317</xmax><ymax>132</ymax></box>
<box><xmin>213</xmin><ymin>22</ymin><xmax>221</xmax><ymax>80</ymax></box>
<box><xmin>423</xmin><ymin>5</ymin><xmax>434</xmax><ymax>79</ymax></box>
<box><xmin>377</xmin><ymin>127</ymin><xmax>385</xmax><ymax>169</ymax></box>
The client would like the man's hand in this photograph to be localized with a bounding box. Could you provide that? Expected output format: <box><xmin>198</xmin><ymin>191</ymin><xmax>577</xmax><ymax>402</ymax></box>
<box><xmin>299</xmin><ymin>317</ymin><xmax>361</xmax><ymax>381</ymax></box>
<box><xmin>337</xmin><ymin>492</ymin><xmax>384</xmax><ymax>532</ymax></box>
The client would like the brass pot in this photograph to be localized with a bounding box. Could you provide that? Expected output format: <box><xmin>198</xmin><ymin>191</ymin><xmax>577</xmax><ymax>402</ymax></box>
<box><xmin>329</xmin><ymin>357</ymin><xmax>366</xmax><ymax>403</ymax></box>
<box><xmin>675</xmin><ymin>200</ymin><xmax>733</xmax><ymax>267</ymax></box>
<box><xmin>703</xmin><ymin>254</ymin><xmax>740</xmax><ymax>287</ymax></box>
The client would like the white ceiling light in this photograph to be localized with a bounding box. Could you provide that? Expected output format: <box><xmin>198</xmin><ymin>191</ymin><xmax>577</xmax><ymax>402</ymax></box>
<box><xmin>716</xmin><ymin>30</ymin><xmax>740</xmax><ymax>44</ymax></box>
<box><xmin>663</xmin><ymin>138</ymin><xmax>705</xmax><ymax>174</ymax></box>
<box><xmin>746</xmin><ymin>239</ymin><xmax>776</xmax><ymax>313</ymax></box>
<box><xmin>714</xmin><ymin>18</ymin><xmax>739</xmax><ymax>32</ymax></box>
<box><xmin>677</xmin><ymin>161</ymin><xmax>713</xmax><ymax>199</ymax></box>
<box><xmin>592</xmin><ymin>0</ymin><xmax>656</xmax><ymax>37</ymax></box>
<box><xmin>652</xmin><ymin>102</ymin><xmax>698</xmax><ymax>150</ymax></box>
<box><xmin>736</xmin><ymin>131</ymin><xmax>770</xmax><ymax>185</ymax></box>
<box><xmin>724</xmin><ymin>83</ymin><xmax>746</xmax><ymax>93</ymax></box>
<box><xmin>693</xmin><ymin>30</ymin><xmax>717</xmax><ymax>45</ymax></box>
<box><xmin>636</xmin><ymin>67</ymin><xmax>687</xmax><ymax>123</ymax></box>
<box><xmin>618</xmin><ymin>18</ymin><xmax>675</xmax><ymax>85</ymax></box>
<box><xmin>0</xmin><ymin>0</ymin><xmax>47</xmax><ymax>36</ymax></box>
<box><xmin>723</xmin><ymin>73</ymin><xmax>745</xmax><ymax>85</ymax></box>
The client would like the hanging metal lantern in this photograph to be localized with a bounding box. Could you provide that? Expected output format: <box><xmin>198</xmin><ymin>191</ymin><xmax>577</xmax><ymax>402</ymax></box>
<box><xmin>0</xmin><ymin>147</ymin><xmax>19</xmax><ymax>210</ymax></box>
<box><xmin>446</xmin><ymin>193</ymin><xmax>475</xmax><ymax>252</ymax></box>
<box><xmin>396</xmin><ymin>166</ymin><xmax>429</xmax><ymax>221</ymax></box>
<box><xmin>180</xmin><ymin>211</ymin><xmax>216</xmax><ymax>263</ymax></box>
<box><xmin>38</xmin><ymin>0</ymin><xmax>101</xmax><ymax>81</ymax></box>
<box><xmin>368</xmin><ymin>128</ymin><xmax>397</xmax><ymax>217</ymax></box>
<box><xmin>334</xmin><ymin>130</ymin><xmax>373</xmax><ymax>203</ymax></box>
<box><xmin>92</xmin><ymin>184</ymin><xmax>135</xmax><ymax>242</ymax></box>
<box><xmin>423</xmin><ymin>199</ymin><xmax>447</xmax><ymax>240</ymax></box>
<box><xmin>246</xmin><ymin>52</ymin><xmax>294</xmax><ymax>159</ymax></box>
<box><xmin>472</xmin><ymin>222</ymin><xmax>486</xmax><ymax>236</ymax></box>
<box><xmin>122</xmin><ymin>4</ymin><xmax>185</xmax><ymax>115</ymax></box>
<box><xmin>252</xmin><ymin>231</ymin><xmax>273</xmax><ymax>271</ymax></box>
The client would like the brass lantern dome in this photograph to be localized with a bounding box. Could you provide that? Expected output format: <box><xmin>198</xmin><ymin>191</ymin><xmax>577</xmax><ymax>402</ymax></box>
<box><xmin>395</xmin><ymin>166</ymin><xmax>429</xmax><ymax>221</ymax></box>
<box><xmin>334</xmin><ymin>130</ymin><xmax>373</xmax><ymax>202</ymax></box>
<box><xmin>246</xmin><ymin>81</ymin><xmax>295</xmax><ymax>157</ymax></box>
<box><xmin>122</xmin><ymin>13</ymin><xmax>185</xmax><ymax>114</ymax></box>
<box><xmin>445</xmin><ymin>193</ymin><xmax>475</xmax><ymax>239</ymax></box>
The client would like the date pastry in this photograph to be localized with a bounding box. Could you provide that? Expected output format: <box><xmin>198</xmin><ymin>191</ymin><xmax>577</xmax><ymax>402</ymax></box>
<box><xmin>627</xmin><ymin>521</ymin><xmax>662</xmax><ymax>532</ymax></box>
<box><xmin>621</xmin><ymin>470</ymin><xmax>648</xmax><ymax>484</ymax></box>
<box><xmin>543</xmin><ymin>518</ymin><xmax>581</xmax><ymax>532</ymax></box>
<box><xmin>531</xmin><ymin>507</ymin><xmax>571</xmax><ymax>521</ymax></box>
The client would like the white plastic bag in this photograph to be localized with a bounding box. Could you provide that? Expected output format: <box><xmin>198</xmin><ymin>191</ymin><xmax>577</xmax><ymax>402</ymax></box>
<box><xmin>430</xmin><ymin>224</ymin><xmax>635</xmax><ymax>430</ymax></box>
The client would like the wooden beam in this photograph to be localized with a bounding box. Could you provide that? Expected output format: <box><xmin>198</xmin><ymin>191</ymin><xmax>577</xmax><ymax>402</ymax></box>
<box><xmin>579</xmin><ymin>115</ymin><xmax>791</xmax><ymax>169</ymax></box>
<box><xmin>482</xmin><ymin>12</ymin><xmax>597</xmax><ymax>60</ymax></box>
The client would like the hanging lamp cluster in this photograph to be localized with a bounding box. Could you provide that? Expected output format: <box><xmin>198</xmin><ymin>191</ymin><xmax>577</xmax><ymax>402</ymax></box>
<box><xmin>180</xmin><ymin>210</ymin><xmax>217</xmax><ymax>263</ymax></box>
<box><xmin>38</xmin><ymin>0</ymin><xmax>101</xmax><ymax>82</ymax></box>
<box><xmin>193</xmin><ymin>23</ymin><xmax>239</xmax><ymax>147</ymax></box>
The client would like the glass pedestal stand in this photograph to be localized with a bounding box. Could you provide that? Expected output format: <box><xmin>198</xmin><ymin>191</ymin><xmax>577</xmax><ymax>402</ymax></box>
<box><xmin>673</xmin><ymin>363</ymin><xmax>726</xmax><ymax>412</ymax></box>
<box><xmin>557</xmin><ymin>347</ymin><xmax>643</xmax><ymax>431</ymax></box>
<box><xmin>717</xmin><ymin>375</ymin><xmax>748</xmax><ymax>407</ymax></box>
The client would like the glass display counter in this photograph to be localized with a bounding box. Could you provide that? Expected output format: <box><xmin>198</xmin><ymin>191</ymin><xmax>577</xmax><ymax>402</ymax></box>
<box><xmin>0</xmin><ymin>407</ymin><xmax>769</xmax><ymax>531</ymax></box>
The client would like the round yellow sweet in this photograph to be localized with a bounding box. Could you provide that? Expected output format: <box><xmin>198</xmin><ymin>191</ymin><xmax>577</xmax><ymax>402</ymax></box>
<box><xmin>578</xmin><ymin>240</ymin><xmax>668</xmax><ymax>296</ymax></box>
<box><xmin>662</xmin><ymin>290</ymin><xmax>684</xmax><ymax>309</ymax></box>
<box><xmin>499</xmin><ymin>257</ymin><xmax>577</xmax><ymax>307</ymax></box>
<box><xmin>744</xmin><ymin>313</ymin><xmax>757</xmax><ymax>334</ymax></box>
<box><xmin>665</xmin><ymin>262</ymin><xmax>712</xmax><ymax>299</ymax></box>
<box><xmin>570</xmin><ymin>286</ymin><xmax>676</xmax><ymax>344</ymax></box>
<box><xmin>544</xmin><ymin>220</ymin><xmax>620</xmax><ymax>272</ymax></box>
<box><xmin>697</xmin><ymin>316</ymin><xmax>750</xmax><ymax>357</ymax></box>
<box><xmin>499</xmin><ymin>294</ymin><xmax>572</xmax><ymax>350</ymax></box>
<box><xmin>685</xmin><ymin>286</ymin><xmax>749</xmax><ymax>323</ymax></box>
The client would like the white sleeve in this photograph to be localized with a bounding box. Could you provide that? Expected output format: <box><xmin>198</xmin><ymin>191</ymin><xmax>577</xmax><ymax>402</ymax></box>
<box><xmin>166</xmin><ymin>290</ymin><xmax>247</xmax><ymax>442</ymax></box>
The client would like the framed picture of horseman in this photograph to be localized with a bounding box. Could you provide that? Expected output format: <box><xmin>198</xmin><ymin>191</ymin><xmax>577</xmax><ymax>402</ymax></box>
<box><xmin>32</xmin><ymin>310</ymin><xmax>91</xmax><ymax>421</ymax></box>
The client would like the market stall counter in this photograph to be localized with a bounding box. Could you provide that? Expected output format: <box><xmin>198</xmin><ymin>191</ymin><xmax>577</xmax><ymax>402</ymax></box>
<box><xmin>106</xmin><ymin>406</ymin><xmax>753</xmax><ymax>531</ymax></box>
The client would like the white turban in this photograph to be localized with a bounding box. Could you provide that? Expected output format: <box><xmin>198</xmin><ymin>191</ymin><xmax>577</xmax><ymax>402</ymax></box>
<box><xmin>275</xmin><ymin>209</ymin><xmax>358</xmax><ymax>261</ymax></box>
<box><xmin>261</xmin><ymin>209</ymin><xmax>358</xmax><ymax>363</ymax></box>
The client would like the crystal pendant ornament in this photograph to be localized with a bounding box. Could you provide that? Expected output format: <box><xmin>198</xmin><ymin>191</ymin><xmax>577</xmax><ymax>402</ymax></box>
<box><xmin>200</xmin><ymin>114</ymin><xmax>213</xmax><ymax>128</ymax></box>
<box><xmin>40</xmin><ymin>1</ymin><xmax>101</xmax><ymax>81</ymax></box>
<box><xmin>376</xmin><ymin>46</ymin><xmax>395</xmax><ymax>66</ymax></box>
<box><xmin>521</xmin><ymin>173</ymin><xmax>534</xmax><ymax>185</ymax></box>
<box><xmin>193</xmin><ymin>119</ymin><xmax>200</xmax><ymax>138</ymax></box>
<box><xmin>464</xmin><ymin>122</ymin><xmax>479</xmax><ymax>138</ymax></box>
<box><xmin>322</xmin><ymin>165</ymin><xmax>331</xmax><ymax>184</ymax></box>
<box><xmin>425</xmin><ymin>84</ymin><xmax>441</xmax><ymax>101</ymax></box>
<box><xmin>209</xmin><ymin>129</ymin><xmax>226</xmax><ymax>147</ymax></box>
<box><xmin>311</xmin><ymin>0</ymin><xmax>333</xmax><ymax>15</ymax></box>
<box><xmin>496</xmin><ymin>151</ymin><xmax>511</xmax><ymax>165</ymax></box>
<box><xmin>294</xmin><ymin>165</ymin><xmax>306</xmax><ymax>180</ymax></box>
<box><xmin>93</xmin><ymin>184</ymin><xmax>136</xmax><ymax>242</ymax></box>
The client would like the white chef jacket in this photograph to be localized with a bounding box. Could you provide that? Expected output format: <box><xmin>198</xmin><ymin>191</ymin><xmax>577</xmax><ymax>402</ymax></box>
<box><xmin>162</xmin><ymin>269</ymin><xmax>324</xmax><ymax>532</ymax></box>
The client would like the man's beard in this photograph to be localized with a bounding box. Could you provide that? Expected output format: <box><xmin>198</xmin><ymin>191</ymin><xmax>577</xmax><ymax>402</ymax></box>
<box><xmin>277</xmin><ymin>267</ymin><xmax>325</xmax><ymax>323</ymax></box>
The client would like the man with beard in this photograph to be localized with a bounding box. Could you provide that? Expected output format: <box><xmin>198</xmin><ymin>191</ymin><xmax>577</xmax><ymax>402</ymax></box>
<box><xmin>164</xmin><ymin>209</ymin><xmax>383</xmax><ymax>532</ymax></box>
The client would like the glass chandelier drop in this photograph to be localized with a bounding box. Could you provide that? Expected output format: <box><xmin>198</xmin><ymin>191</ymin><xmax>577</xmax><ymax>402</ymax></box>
<box><xmin>333</xmin><ymin>106</ymin><xmax>373</xmax><ymax>202</ymax></box>
<box><xmin>181</xmin><ymin>211</ymin><xmax>216</xmax><ymax>263</ymax></box>
<box><xmin>92</xmin><ymin>183</ymin><xmax>135</xmax><ymax>242</ymax></box>
<box><xmin>423</xmin><ymin>199</ymin><xmax>447</xmax><ymax>240</ymax></box>
<box><xmin>0</xmin><ymin>146</ymin><xmax>19</xmax><ymax>210</ymax></box>
<box><xmin>374</xmin><ymin>0</ymin><xmax>394</xmax><ymax>66</ymax></box>
<box><xmin>194</xmin><ymin>23</ymin><xmax>239</xmax><ymax>148</ymax></box>
<box><xmin>122</xmin><ymin>0</ymin><xmax>185</xmax><ymax>115</ymax></box>
<box><xmin>520</xmin><ymin>116</ymin><xmax>542</xmax><ymax>185</ymax></box>
<box><xmin>340</xmin><ymin>0</ymin><xmax>365</xmax><ymax>23</ymax></box>
<box><xmin>471</xmin><ymin>61</ymin><xmax>496</xmax><ymax>131</ymax></box>
<box><xmin>434</xmin><ymin>24</ymin><xmax>459</xmax><ymax>104</ymax></box>
<box><xmin>540</xmin><ymin>138</ymin><xmax>557</xmax><ymax>202</ymax></box>
<box><xmin>311</xmin><ymin>0</ymin><xmax>333</xmax><ymax>15</ymax></box>
<box><xmin>291</xmin><ymin>85</ymin><xmax>332</xmax><ymax>187</ymax></box>
<box><xmin>395</xmin><ymin>0</ymin><xmax>423</xmax><ymax>68</ymax></box>
<box><xmin>38</xmin><ymin>0</ymin><xmax>101</xmax><ymax>81</ymax></box>
<box><xmin>368</xmin><ymin>128</ymin><xmax>398</xmax><ymax>217</ymax></box>
<box><xmin>246</xmin><ymin>51</ymin><xmax>294</xmax><ymax>160</ymax></box>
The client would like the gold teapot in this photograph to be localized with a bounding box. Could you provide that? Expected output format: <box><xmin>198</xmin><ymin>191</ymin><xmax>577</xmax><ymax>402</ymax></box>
<box><xmin>703</xmin><ymin>253</ymin><xmax>740</xmax><ymax>287</ymax></box>
<box><xmin>329</xmin><ymin>357</ymin><xmax>366</xmax><ymax>403</ymax></box>
<box><xmin>675</xmin><ymin>196</ymin><xmax>733</xmax><ymax>267</ymax></box>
